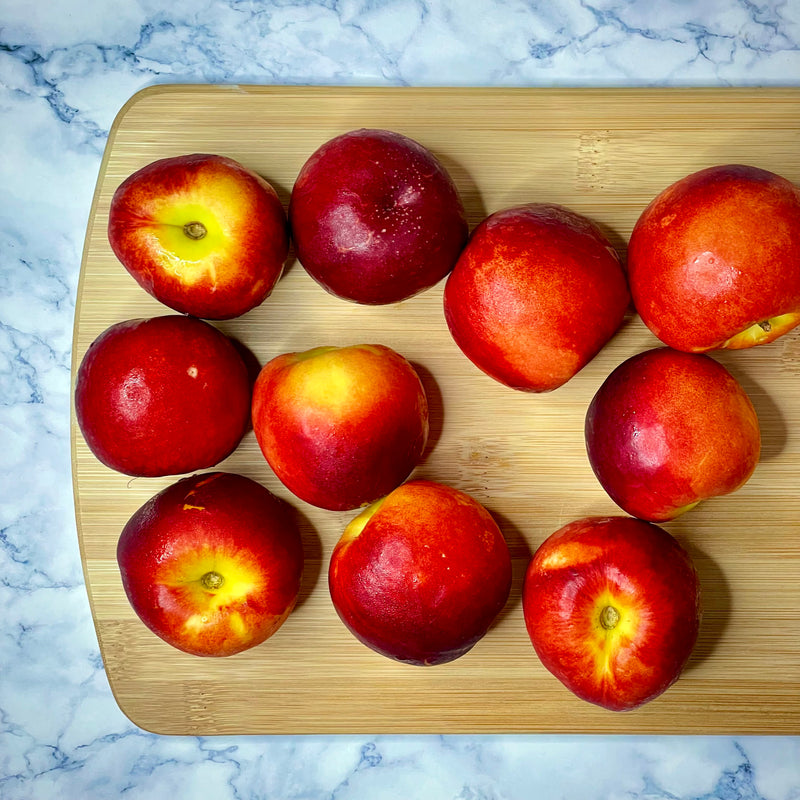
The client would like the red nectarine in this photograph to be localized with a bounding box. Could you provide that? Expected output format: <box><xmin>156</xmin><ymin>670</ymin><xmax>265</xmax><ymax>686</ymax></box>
<box><xmin>108</xmin><ymin>153</ymin><xmax>288</xmax><ymax>320</ymax></box>
<box><xmin>523</xmin><ymin>515</ymin><xmax>701</xmax><ymax>711</ymax></box>
<box><xmin>329</xmin><ymin>479</ymin><xmax>512</xmax><ymax>665</ymax></box>
<box><xmin>628</xmin><ymin>164</ymin><xmax>800</xmax><ymax>351</ymax></box>
<box><xmin>585</xmin><ymin>347</ymin><xmax>761</xmax><ymax>521</ymax></box>
<box><xmin>443</xmin><ymin>203</ymin><xmax>629</xmax><ymax>392</ymax></box>
<box><xmin>74</xmin><ymin>315</ymin><xmax>251</xmax><ymax>477</ymax></box>
<box><xmin>117</xmin><ymin>472</ymin><xmax>304</xmax><ymax>657</ymax></box>
<box><xmin>251</xmin><ymin>343</ymin><xmax>429</xmax><ymax>511</ymax></box>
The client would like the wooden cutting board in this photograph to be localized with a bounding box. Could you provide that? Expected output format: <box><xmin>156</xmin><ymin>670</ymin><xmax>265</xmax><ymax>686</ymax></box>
<box><xmin>71</xmin><ymin>85</ymin><xmax>800</xmax><ymax>735</ymax></box>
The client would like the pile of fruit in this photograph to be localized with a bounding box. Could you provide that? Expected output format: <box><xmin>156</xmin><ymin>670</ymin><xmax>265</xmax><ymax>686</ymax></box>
<box><xmin>74</xmin><ymin>129</ymin><xmax>800</xmax><ymax>712</ymax></box>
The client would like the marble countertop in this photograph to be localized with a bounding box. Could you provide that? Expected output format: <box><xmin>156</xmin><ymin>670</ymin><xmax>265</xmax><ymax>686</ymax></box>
<box><xmin>3</xmin><ymin>1</ymin><xmax>800</xmax><ymax>797</ymax></box>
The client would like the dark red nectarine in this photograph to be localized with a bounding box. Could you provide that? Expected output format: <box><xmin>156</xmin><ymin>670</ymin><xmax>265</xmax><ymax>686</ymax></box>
<box><xmin>289</xmin><ymin>128</ymin><xmax>468</xmax><ymax>304</ymax></box>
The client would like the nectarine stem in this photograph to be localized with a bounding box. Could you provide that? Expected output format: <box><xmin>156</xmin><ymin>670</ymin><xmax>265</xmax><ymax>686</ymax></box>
<box><xmin>201</xmin><ymin>570</ymin><xmax>224</xmax><ymax>590</ymax></box>
<box><xmin>183</xmin><ymin>221</ymin><xmax>207</xmax><ymax>240</ymax></box>
<box><xmin>599</xmin><ymin>605</ymin><xmax>620</xmax><ymax>630</ymax></box>
<box><xmin>758</xmin><ymin>320</ymin><xmax>772</xmax><ymax>332</ymax></box>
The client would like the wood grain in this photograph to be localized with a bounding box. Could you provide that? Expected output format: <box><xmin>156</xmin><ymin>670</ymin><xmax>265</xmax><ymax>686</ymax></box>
<box><xmin>71</xmin><ymin>85</ymin><xmax>800</xmax><ymax>734</ymax></box>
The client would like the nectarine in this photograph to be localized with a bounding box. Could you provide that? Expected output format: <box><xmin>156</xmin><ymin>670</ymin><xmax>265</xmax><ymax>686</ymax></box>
<box><xmin>443</xmin><ymin>203</ymin><xmax>629</xmax><ymax>392</ymax></box>
<box><xmin>251</xmin><ymin>343</ymin><xmax>429</xmax><ymax>511</ymax></box>
<box><xmin>117</xmin><ymin>472</ymin><xmax>304</xmax><ymax>657</ymax></box>
<box><xmin>289</xmin><ymin>128</ymin><xmax>468</xmax><ymax>304</ymax></box>
<box><xmin>108</xmin><ymin>153</ymin><xmax>288</xmax><ymax>320</ymax></box>
<box><xmin>628</xmin><ymin>164</ymin><xmax>800</xmax><ymax>351</ymax></box>
<box><xmin>329</xmin><ymin>480</ymin><xmax>512</xmax><ymax>665</ymax></box>
<box><xmin>74</xmin><ymin>315</ymin><xmax>251</xmax><ymax>477</ymax></box>
<box><xmin>523</xmin><ymin>515</ymin><xmax>701</xmax><ymax>711</ymax></box>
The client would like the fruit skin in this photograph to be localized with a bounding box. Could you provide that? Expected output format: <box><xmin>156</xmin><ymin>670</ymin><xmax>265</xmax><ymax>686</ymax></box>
<box><xmin>585</xmin><ymin>347</ymin><xmax>760</xmax><ymax>522</ymax></box>
<box><xmin>75</xmin><ymin>315</ymin><xmax>251</xmax><ymax>477</ymax></box>
<box><xmin>522</xmin><ymin>515</ymin><xmax>701</xmax><ymax>712</ymax></box>
<box><xmin>251</xmin><ymin>344</ymin><xmax>429</xmax><ymax>511</ymax></box>
<box><xmin>328</xmin><ymin>479</ymin><xmax>512</xmax><ymax>666</ymax></box>
<box><xmin>443</xmin><ymin>203</ymin><xmax>630</xmax><ymax>392</ymax></box>
<box><xmin>117</xmin><ymin>472</ymin><xmax>304</xmax><ymax>657</ymax></box>
<box><xmin>289</xmin><ymin>128</ymin><xmax>468</xmax><ymax>305</ymax></box>
<box><xmin>627</xmin><ymin>163</ymin><xmax>800</xmax><ymax>352</ymax></box>
<box><xmin>108</xmin><ymin>153</ymin><xmax>289</xmax><ymax>320</ymax></box>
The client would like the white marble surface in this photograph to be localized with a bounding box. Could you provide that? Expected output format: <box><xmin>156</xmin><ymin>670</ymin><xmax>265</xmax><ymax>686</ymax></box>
<box><xmin>3</xmin><ymin>1</ymin><xmax>800</xmax><ymax>797</ymax></box>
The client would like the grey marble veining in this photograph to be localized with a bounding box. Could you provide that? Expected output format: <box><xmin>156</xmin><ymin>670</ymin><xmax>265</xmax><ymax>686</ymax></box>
<box><xmin>2</xmin><ymin>1</ymin><xmax>800</xmax><ymax>797</ymax></box>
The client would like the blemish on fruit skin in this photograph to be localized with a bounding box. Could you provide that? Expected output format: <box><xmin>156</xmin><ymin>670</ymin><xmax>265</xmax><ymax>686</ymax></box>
<box><xmin>187</xmin><ymin>366</ymin><xmax>199</xmax><ymax>378</ymax></box>
<box><xmin>118</xmin><ymin>368</ymin><xmax>151</xmax><ymax>413</ymax></box>
<box><xmin>686</xmin><ymin>251</ymin><xmax>736</xmax><ymax>297</ymax></box>
<box><xmin>184</xmin><ymin>612</ymin><xmax>211</xmax><ymax>632</ymax></box>
<box><xmin>181</xmin><ymin>474</ymin><xmax>222</xmax><ymax>511</ymax></box>
<box><xmin>660</xmin><ymin>213</ymin><xmax>677</xmax><ymax>228</ymax></box>
<box><xmin>230</xmin><ymin>612</ymin><xmax>247</xmax><ymax>637</ymax></box>
<box><xmin>192</xmin><ymin>474</ymin><xmax>223</xmax><ymax>490</ymax></box>
<box><xmin>537</xmin><ymin>542</ymin><xmax>605</xmax><ymax>571</ymax></box>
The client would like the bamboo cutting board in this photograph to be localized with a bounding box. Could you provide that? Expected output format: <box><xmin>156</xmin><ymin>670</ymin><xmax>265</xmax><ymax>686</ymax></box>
<box><xmin>72</xmin><ymin>85</ymin><xmax>800</xmax><ymax>735</ymax></box>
